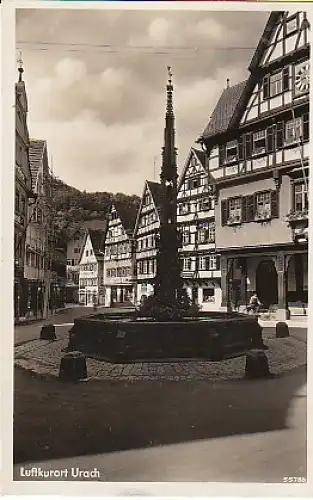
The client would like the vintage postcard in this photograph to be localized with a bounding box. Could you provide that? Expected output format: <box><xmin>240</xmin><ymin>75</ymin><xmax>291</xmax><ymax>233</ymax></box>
<box><xmin>0</xmin><ymin>0</ymin><xmax>311</xmax><ymax>497</ymax></box>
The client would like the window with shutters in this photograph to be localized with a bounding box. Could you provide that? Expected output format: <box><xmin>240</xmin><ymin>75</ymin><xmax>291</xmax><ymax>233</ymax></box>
<box><xmin>208</xmin><ymin>255</ymin><xmax>217</xmax><ymax>270</ymax></box>
<box><xmin>255</xmin><ymin>191</ymin><xmax>271</xmax><ymax>220</ymax></box>
<box><xmin>225</xmin><ymin>140</ymin><xmax>238</xmax><ymax>163</ymax></box>
<box><xmin>199</xmin><ymin>256</ymin><xmax>206</xmax><ymax>271</ymax></box>
<box><xmin>228</xmin><ymin>197</ymin><xmax>242</xmax><ymax>224</ymax></box>
<box><xmin>252</xmin><ymin>130</ymin><xmax>266</xmax><ymax>156</ymax></box>
<box><xmin>294</xmin><ymin>182</ymin><xmax>309</xmax><ymax>212</ymax></box>
<box><xmin>270</xmin><ymin>71</ymin><xmax>283</xmax><ymax>96</ymax></box>
<box><xmin>285</xmin><ymin>117</ymin><xmax>303</xmax><ymax>144</ymax></box>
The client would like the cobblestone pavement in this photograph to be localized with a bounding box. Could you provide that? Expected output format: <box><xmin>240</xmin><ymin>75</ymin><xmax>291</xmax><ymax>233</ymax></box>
<box><xmin>14</xmin><ymin>327</ymin><xmax>307</xmax><ymax>381</ymax></box>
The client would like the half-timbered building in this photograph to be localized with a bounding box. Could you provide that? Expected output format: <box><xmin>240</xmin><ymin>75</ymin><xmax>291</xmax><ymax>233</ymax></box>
<box><xmin>198</xmin><ymin>11</ymin><xmax>309</xmax><ymax>319</ymax></box>
<box><xmin>133</xmin><ymin>181</ymin><xmax>162</xmax><ymax>304</ymax></box>
<box><xmin>177</xmin><ymin>148</ymin><xmax>222</xmax><ymax>310</ymax></box>
<box><xmin>103</xmin><ymin>201</ymin><xmax>138</xmax><ymax>306</ymax></box>
<box><xmin>79</xmin><ymin>229</ymin><xmax>105</xmax><ymax>306</ymax></box>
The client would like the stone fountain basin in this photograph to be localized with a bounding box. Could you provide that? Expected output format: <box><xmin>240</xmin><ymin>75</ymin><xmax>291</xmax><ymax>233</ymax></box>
<box><xmin>67</xmin><ymin>311</ymin><xmax>266</xmax><ymax>363</ymax></box>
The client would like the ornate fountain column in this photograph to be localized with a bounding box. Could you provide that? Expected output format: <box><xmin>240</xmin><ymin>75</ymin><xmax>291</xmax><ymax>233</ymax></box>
<box><xmin>154</xmin><ymin>67</ymin><xmax>183</xmax><ymax>303</ymax></box>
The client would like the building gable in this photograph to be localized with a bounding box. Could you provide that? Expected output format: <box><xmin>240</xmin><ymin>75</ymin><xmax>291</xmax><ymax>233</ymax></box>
<box><xmin>236</xmin><ymin>11</ymin><xmax>310</xmax><ymax>127</ymax></box>
<box><xmin>134</xmin><ymin>181</ymin><xmax>161</xmax><ymax>237</ymax></box>
<box><xmin>79</xmin><ymin>234</ymin><xmax>97</xmax><ymax>265</ymax></box>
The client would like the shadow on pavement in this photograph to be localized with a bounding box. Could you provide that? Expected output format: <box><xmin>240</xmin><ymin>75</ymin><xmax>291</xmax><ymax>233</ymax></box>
<box><xmin>13</xmin><ymin>364</ymin><xmax>307</xmax><ymax>466</ymax></box>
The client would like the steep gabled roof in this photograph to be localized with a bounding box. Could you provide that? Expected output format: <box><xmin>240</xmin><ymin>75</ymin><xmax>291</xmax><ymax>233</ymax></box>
<box><xmin>113</xmin><ymin>199</ymin><xmax>140</xmax><ymax>235</ymax></box>
<box><xmin>28</xmin><ymin>139</ymin><xmax>46</xmax><ymax>191</ymax></box>
<box><xmin>147</xmin><ymin>181</ymin><xmax>163</xmax><ymax>211</ymax></box>
<box><xmin>88</xmin><ymin>229</ymin><xmax>105</xmax><ymax>255</ymax></box>
<box><xmin>192</xmin><ymin>148</ymin><xmax>207</xmax><ymax>168</ymax></box>
<box><xmin>201</xmin><ymin>81</ymin><xmax>247</xmax><ymax>140</ymax></box>
<box><xmin>248</xmin><ymin>11</ymin><xmax>284</xmax><ymax>72</ymax></box>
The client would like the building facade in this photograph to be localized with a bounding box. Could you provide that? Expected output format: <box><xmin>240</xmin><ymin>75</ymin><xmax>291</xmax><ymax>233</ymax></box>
<box><xmin>14</xmin><ymin>66</ymin><xmax>33</xmax><ymax>318</ymax></box>
<box><xmin>103</xmin><ymin>201</ymin><xmax>138</xmax><ymax>307</ymax></box>
<box><xmin>78</xmin><ymin>229</ymin><xmax>105</xmax><ymax>306</ymax></box>
<box><xmin>24</xmin><ymin>139</ymin><xmax>50</xmax><ymax>317</ymax></box>
<box><xmin>134</xmin><ymin>181</ymin><xmax>162</xmax><ymax>303</ymax></box>
<box><xmin>198</xmin><ymin>11</ymin><xmax>309</xmax><ymax>319</ymax></box>
<box><xmin>177</xmin><ymin>148</ymin><xmax>222</xmax><ymax>310</ymax></box>
<box><xmin>66</xmin><ymin>228</ymin><xmax>86</xmax><ymax>303</ymax></box>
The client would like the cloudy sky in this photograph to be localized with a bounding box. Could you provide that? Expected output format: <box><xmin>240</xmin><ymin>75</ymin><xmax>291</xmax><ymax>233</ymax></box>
<box><xmin>16</xmin><ymin>8</ymin><xmax>269</xmax><ymax>196</ymax></box>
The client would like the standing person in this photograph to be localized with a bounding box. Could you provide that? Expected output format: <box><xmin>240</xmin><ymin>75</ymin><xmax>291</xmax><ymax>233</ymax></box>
<box><xmin>248</xmin><ymin>291</ymin><xmax>262</xmax><ymax>314</ymax></box>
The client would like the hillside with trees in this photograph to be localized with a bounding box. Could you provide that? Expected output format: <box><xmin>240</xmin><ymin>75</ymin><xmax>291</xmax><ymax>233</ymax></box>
<box><xmin>49</xmin><ymin>176</ymin><xmax>141</xmax><ymax>245</ymax></box>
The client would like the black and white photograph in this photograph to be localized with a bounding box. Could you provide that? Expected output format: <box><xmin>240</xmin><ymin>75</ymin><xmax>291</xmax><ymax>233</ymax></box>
<box><xmin>2</xmin><ymin>2</ymin><xmax>311</xmax><ymax>494</ymax></box>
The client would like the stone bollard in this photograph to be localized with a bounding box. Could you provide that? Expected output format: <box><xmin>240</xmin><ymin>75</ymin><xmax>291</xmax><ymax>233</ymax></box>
<box><xmin>245</xmin><ymin>349</ymin><xmax>270</xmax><ymax>379</ymax></box>
<box><xmin>59</xmin><ymin>351</ymin><xmax>87</xmax><ymax>381</ymax></box>
<box><xmin>276</xmin><ymin>321</ymin><xmax>289</xmax><ymax>339</ymax></box>
<box><xmin>40</xmin><ymin>324</ymin><xmax>56</xmax><ymax>341</ymax></box>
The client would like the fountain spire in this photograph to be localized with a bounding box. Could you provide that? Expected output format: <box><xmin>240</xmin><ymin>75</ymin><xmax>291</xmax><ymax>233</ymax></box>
<box><xmin>154</xmin><ymin>67</ymin><xmax>182</xmax><ymax>304</ymax></box>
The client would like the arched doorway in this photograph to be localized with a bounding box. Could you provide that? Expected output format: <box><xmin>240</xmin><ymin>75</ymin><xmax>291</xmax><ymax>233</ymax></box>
<box><xmin>256</xmin><ymin>260</ymin><xmax>278</xmax><ymax>308</ymax></box>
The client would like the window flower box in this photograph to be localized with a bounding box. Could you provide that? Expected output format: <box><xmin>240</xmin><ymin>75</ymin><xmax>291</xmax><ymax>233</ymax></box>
<box><xmin>254</xmin><ymin>210</ymin><xmax>271</xmax><ymax>222</ymax></box>
<box><xmin>285</xmin><ymin>209</ymin><xmax>308</xmax><ymax>228</ymax></box>
<box><xmin>227</xmin><ymin>215</ymin><xmax>242</xmax><ymax>226</ymax></box>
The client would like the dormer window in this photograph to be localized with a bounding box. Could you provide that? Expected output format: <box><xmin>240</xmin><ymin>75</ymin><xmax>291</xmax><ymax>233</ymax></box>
<box><xmin>252</xmin><ymin>130</ymin><xmax>266</xmax><ymax>156</ymax></box>
<box><xmin>225</xmin><ymin>140</ymin><xmax>238</xmax><ymax>163</ymax></box>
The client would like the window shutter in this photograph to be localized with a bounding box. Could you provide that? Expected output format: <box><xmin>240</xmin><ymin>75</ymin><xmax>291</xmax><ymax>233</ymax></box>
<box><xmin>270</xmin><ymin>190</ymin><xmax>279</xmax><ymax>218</ymax></box>
<box><xmin>246</xmin><ymin>194</ymin><xmax>255</xmax><ymax>222</ymax></box>
<box><xmin>215</xmin><ymin>255</ymin><xmax>221</xmax><ymax>271</ymax></box>
<box><xmin>219</xmin><ymin>144</ymin><xmax>226</xmax><ymax>166</ymax></box>
<box><xmin>241</xmin><ymin>196</ymin><xmax>247</xmax><ymax>222</ymax></box>
<box><xmin>276</xmin><ymin>122</ymin><xmax>284</xmax><ymax>149</ymax></box>
<box><xmin>303</xmin><ymin>112</ymin><xmax>309</xmax><ymax>142</ymax></box>
<box><xmin>267</xmin><ymin>125</ymin><xmax>274</xmax><ymax>152</ymax></box>
<box><xmin>221</xmin><ymin>199</ymin><xmax>228</xmax><ymax>226</ymax></box>
<box><xmin>245</xmin><ymin>133</ymin><xmax>252</xmax><ymax>159</ymax></box>
<box><xmin>263</xmin><ymin>75</ymin><xmax>270</xmax><ymax>99</ymax></box>
<box><xmin>282</xmin><ymin>66</ymin><xmax>290</xmax><ymax>91</ymax></box>
<box><xmin>238</xmin><ymin>137</ymin><xmax>244</xmax><ymax>161</ymax></box>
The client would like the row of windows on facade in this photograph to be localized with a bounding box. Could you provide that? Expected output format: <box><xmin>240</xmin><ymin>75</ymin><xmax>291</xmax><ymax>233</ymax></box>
<box><xmin>220</xmin><ymin>113</ymin><xmax>309</xmax><ymax>165</ymax></box>
<box><xmin>105</xmin><ymin>242</ymin><xmax>132</xmax><ymax>257</ymax></box>
<box><xmin>221</xmin><ymin>182</ymin><xmax>308</xmax><ymax>226</ymax></box>
<box><xmin>180</xmin><ymin>175</ymin><xmax>208</xmax><ymax>193</ymax></box>
<box><xmin>80</xmin><ymin>263</ymin><xmax>97</xmax><ymax>271</ymax></box>
<box><xmin>137</xmin><ymin>234</ymin><xmax>156</xmax><ymax>251</ymax></box>
<box><xmin>107</xmin><ymin>225</ymin><xmax>125</xmax><ymax>238</ymax></box>
<box><xmin>183</xmin><ymin>255</ymin><xmax>220</xmax><ymax>272</ymax></box>
<box><xmin>106</xmin><ymin>267</ymin><xmax>132</xmax><ymax>278</ymax></box>
<box><xmin>180</xmin><ymin>223</ymin><xmax>215</xmax><ymax>245</ymax></box>
<box><xmin>263</xmin><ymin>60</ymin><xmax>309</xmax><ymax>101</ymax></box>
<box><xmin>138</xmin><ymin>211</ymin><xmax>158</xmax><ymax>228</ymax></box>
<box><xmin>178</xmin><ymin>197</ymin><xmax>214</xmax><ymax>214</ymax></box>
<box><xmin>79</xmin><ymin>277</ymin><xmax>99</xmax><ymax>287</ymax></box>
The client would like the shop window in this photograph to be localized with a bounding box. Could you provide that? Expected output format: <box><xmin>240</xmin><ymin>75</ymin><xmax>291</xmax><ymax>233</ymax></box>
<box><xmin>203</xmin><ymin>288</ymin><xmax>215</xmax><ymax>302</ymax></box>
